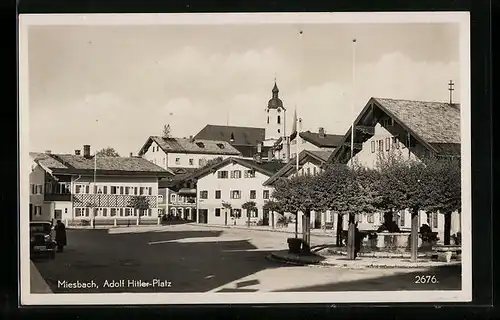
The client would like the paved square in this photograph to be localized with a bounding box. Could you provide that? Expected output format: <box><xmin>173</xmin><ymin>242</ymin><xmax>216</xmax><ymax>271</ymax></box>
<box><xmin>32</xmin><ymin>224</ymin><xmax>461</xmax><ymax>293</ymax></box>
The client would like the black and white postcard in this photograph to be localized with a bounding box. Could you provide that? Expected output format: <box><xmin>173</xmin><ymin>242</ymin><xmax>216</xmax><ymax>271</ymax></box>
<box><xmin>19</xmin><ymin>12</ymin><xmax>471</xmax><ymax>305</ymax></box>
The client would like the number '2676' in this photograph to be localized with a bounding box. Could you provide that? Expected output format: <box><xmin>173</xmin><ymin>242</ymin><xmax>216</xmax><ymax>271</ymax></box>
<box><xmin>414</xmin><ymin>275</ymin><xmax>439</xmax><ymax>284</ymax></box>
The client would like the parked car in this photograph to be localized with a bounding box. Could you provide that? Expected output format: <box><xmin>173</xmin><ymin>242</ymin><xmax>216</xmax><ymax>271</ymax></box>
<box><xmin>30</xmin><ymin>221</ymin><xmax>56</xmax><ymax>259</ymax></box>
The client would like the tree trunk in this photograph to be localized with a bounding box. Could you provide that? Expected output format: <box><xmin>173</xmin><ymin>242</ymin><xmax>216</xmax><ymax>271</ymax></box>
<box><xmin>271</xmin><ymin>211</ymin><xmax>275</xmax><ymax>229</ymax></box>
<box><xmin>336</xmin><ymin>213</ymin><xmax>344</xmax><ymax>247</ymax></box>
<box><xmin>444</xmin><ymin>211</ymin><xmax>452</xmax><ymax>245</ymax></box>
<box><xmin>411</xmin><ymin>208</ymin><xmax>419</xmax><ymax>262</ymax></box>
<box><xmin>295</xmin><ymin>212</ymin><xmax>298</xmax><ymax>238</ymax></box>
<box><xmin>247</xmin><ymin>209</ymin><xmax>251</xmax><ymax>227</ymax></box>
<box><xmin>302</xmin><ymin>210</ymin><xmax>311</xmax><ymax>253</ymax></box>
<box><xmin>347</xmin><ymin>213</ymin><xmax>356</xmax><ymax>260</ymax></box>
<box><xmin>384</xmin><ymin>211</ymin><xmax>393</xmax><ymax>225</ymax></box>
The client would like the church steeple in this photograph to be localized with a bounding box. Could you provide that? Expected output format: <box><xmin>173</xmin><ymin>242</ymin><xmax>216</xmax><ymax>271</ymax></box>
<box><xmin>267</xmin><ymin>80</ymin><xmax>284</xmax><ymax>110</ymax></box>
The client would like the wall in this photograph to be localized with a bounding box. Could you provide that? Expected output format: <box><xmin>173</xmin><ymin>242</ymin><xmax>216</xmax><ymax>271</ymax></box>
<box><xmin>196</xmin><ymin>162</ymin><xmax>273</xmax><ymax>226</ymax></box>
<box><xmin>351</xmin><ymin>123</ymin><xmax>424</xmax><ymax>169</ymax></box>
<box><xmin>29</xmin><ymin>165</ymin><xmax>49</xmax><ymax>221</ymax></box>
<box><xmin>265</xmin><ymin>108</ymin><xmax>286</xmax><ymax>142</ymax></box>
<box><xmin>289</xmin><ymin>137</ymin><xmax>334</xmax><ymax>159</ymax></box>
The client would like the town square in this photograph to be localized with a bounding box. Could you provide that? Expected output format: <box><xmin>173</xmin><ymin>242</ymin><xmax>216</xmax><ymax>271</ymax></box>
<box><xmin>20</xmin><ymin>13</ymin><xmax>470</xmax><ymax>303</ymax></box>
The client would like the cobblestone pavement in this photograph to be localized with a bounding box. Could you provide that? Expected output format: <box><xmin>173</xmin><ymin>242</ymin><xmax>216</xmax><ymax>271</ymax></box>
<box><xmin>32</xmin><ymin>224</ymin><xmax>460</xmax><ymax>294</ymax></box>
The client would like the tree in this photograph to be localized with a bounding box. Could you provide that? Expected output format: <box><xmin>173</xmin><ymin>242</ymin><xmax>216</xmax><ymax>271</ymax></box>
<box><xmin>128</xmin><ymin>195</ymin><xmax>151</xmax><ymax>225</ymax></box>
<box><xmin>315</xmin><ymin>163</ymin><xmax>352</xmax><ymax>247</ymax></box>
<box><xmin>162</xmin><ymin>124</ymin><xmax>171</xmax><ymax>138</ymax></box>
<box><xmin>377</xmin><ymin>155</ymin><xmax>430</xmax><ymax>262</ymax></box>
<box><xmin>272</xmin><ymin>175</ymin><xmax>323</xmax><ymax>252</ymax></box>
<box><xmin>242</xmin><ymin>201</ymin><xmax>257</xmax><ymax>227</ymax></box>
<box><xmin>222</xmin><ymin>201</ymin><xmax>233</xmax><ymax>225</ymax></box>
<box><xmin>421</xmin><ymin>157</ymin><xmax>461</xmax><ymax>245</ymax></box>
<box><xmin>263</xmin><ymin>199</ymin><xmax>283</xmax><ymax>229</ymax></box>
<box><xmin>95</xmin><ymin>147</ymin><xmax>120</xmax><ymax>157</ymax></box>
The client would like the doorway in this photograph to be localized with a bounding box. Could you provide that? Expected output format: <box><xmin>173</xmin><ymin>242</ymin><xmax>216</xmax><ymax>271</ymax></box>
<box><xmin>54</xmin><ymin>209</ymin><xmax>62</xmax><ymax>221</ymax></box>
<box><xmin>262</xmin><ymin>209</ymin><xmax>270</xmax><ymax>226</ymax></box>
<box><xmin>198</xmin><ymin>209</ymin><xmax>208</xmax><ymax>224</ymax></box>
<box><xmin>224</xmin><ymin>210</ymin><xmax>228</xmax><ymax>225</ymax></box>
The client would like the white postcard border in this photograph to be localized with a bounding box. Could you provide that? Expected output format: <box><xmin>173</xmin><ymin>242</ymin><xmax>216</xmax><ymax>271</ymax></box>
<box><xmin>19</xmin><ymin>12</ymin><xmax>472</xmax><ymax>305</ymax></box>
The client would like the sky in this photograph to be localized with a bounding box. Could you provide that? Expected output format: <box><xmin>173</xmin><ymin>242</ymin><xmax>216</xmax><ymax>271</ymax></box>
<box><xmin>27</xmin><ymin>21</ymin><xmax>461</xmax><ymax>156</ymax></box>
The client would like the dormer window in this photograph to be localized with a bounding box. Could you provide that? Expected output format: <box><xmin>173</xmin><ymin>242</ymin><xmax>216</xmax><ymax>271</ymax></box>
<box><xmin>196</xmin><ymin>142</ymin><xmax>205</xmax><ymax>148</ymax></box>
<box><xmin>382</xmin><ymin>117</ymin><xmax>393</xmax><ymax>127</ymax></box>
<box><xmin>216</xmin><ymin>143</ymin><xmax>225</xmax><ymax>149</ymax></box>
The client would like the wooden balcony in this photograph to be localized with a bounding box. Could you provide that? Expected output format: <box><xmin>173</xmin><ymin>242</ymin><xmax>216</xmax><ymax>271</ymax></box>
<box><xmin>72</xmin><ymin>194</ymin><xmax>158</xmax><ymax>208</ymax></box>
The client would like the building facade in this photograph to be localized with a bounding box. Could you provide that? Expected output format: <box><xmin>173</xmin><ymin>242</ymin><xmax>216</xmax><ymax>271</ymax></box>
<box><xmin>189</xmin><ymin>157</ymin><xmax>285</xmax><ymax>226</ymax></box>
<box><xmin>29</xmin><ymin>146</ymin><xmax>172</xmax><ymax>226</ymax></box>
<box><xmin>328</xmin><ymin>97</ymin><xmax>462</xmax><ymax>240</ymax></box>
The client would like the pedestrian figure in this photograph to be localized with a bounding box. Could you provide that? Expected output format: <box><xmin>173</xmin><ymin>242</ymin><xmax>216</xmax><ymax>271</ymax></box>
<box><xmin>54</xmin><ymin>220</ymin><xmax>67</xmax><ymax>252</ymax></box>
<box><xmin>354</xmin><ymin>226</ymin><xmax>362</xmax><ymax>259</ymax></box>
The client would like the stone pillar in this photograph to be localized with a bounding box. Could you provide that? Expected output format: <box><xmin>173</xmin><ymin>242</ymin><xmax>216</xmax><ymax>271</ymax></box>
<box><xmin>136</xmin><ymin>217</ymin><xmax>139</xmax><ymax>226</ymax></box>
<box><xmin>114</xmin><ymin>218</ymin><xmax>117</xmax><ymax>227</ymax></box>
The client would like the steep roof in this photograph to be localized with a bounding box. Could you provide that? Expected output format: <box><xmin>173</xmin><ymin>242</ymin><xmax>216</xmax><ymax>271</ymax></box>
<box><xmin>263</xmin><ymin>149</ymin><xmax>333</xmax><ymax>186</ymax></box>
<box><xmin>138</xmin><ymin>136</ymin><xmax>241</xmax><ymax>156</ymax></box>
<box><xmin>193</xmin><ymin>124</ymin><xmax>265</xmax><ymax>146</ymax></box>
<box><xmin>373</xmin><ymin>98</ymin><xmax>460</xmax><ymax>144</ymax></box>
<box><xmin>33</xmin><ymin>152</ymin><xmax>173</xmax><ymax>177</ymax></box>
<box><xmin>289</xmin><ymin>131</ymin><xmax>344</xmax><ymax>148</ymax></box>
<box><xmin>185</xmin><ymin>157</ymin><xmax>286</xmax><ymax>181</ymax></box>
<box><xmin>328</xmin><ymin>97</ymin><xmax>461</xmax><ymax>162</ymax></box>
<box><xmin>159</xmin><ymin>167</ymin><xmax>198</xmax><ymax>188</ymax></box>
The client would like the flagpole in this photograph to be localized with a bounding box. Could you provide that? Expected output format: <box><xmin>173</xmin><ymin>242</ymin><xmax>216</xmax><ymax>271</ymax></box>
<box><xmin>297</xmin><ymin>30</ymin><xmax>303</xmax><ymax>174</ymax></box>
<box><xmin>350</xmin><ymin>39</ymin><xmax>357</xmax><ymax>168</ymax></box>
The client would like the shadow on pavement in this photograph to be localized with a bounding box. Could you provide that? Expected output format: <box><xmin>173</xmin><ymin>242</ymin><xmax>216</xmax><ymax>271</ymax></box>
<box><xmin>33</xmin><ymin>227</ymin><xmax>292</xmax><ymax>294</ymax></box>
<box><xmin>273</xmin><ymin>265</ymin><xmax>461</xmax><ymax>292</ymax></box>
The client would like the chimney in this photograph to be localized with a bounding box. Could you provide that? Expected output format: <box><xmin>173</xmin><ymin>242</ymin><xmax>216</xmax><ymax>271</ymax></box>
<box><xmin>319</xmin><ymin>127</ymin><xmax>325</xmax><ymax>137</ymax></box>
<box><xmin>45</xmin><ymin>150</ymin><xmax>52</xmax><ymax>154</ymax></box>
<box><xmin>83</xmin><ymin>145</ymin><xmax>91</xmax><ymax>158</ymax></box>
<box><xmin>75</xmin><ymin>150</ymin><xmax>81</xmax><ymax>156</ymax></box>
<box><xmin>130</xmin><ymin>152</ymin><xmax>133</xmax><ymax>158</ymax></box>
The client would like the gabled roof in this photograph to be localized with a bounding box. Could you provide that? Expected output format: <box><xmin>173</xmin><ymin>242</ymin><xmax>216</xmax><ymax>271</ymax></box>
<box><xmin>289</xmin><ymin>131</ymin><xmax>344</xmax><ymax>148</ymax></box>
<box><xmin>184</xmin><ymin>157</ymin><xmax>286</xmax><ymax>182</ymax></box>
<box><xmin>328</xmin><ymin>97</ymin><xmax>461</xmax><ymax>162</ymax></box>
<box><xmin>159</xmin><ymin>167</ymin><xmax>199</xmax><ymax>188</ymax></box>
<box><xmin>32</xmin><ymin>152</ymin><xmax>173</xmax><ymax>177</ymax></box>
<box><xmin>193</xmin><ymin>125</ymin><xmax>265</xmax><ymax>146</ymax></box>
<box><xmin>138</xmin><ymin>136</ymin><xmax>241</xmax><ymax>156</ymax></box>
<box><xmin>263</xmin><ymin>149</ymin><xmax>333</xmax><ymax>186</ymax></box>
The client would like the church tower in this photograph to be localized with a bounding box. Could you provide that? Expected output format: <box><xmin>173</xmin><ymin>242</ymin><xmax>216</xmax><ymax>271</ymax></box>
<box><xmin>263</xmin><ymin>81</ymin><xmax>286</xmax><ymax>150</ymax></box>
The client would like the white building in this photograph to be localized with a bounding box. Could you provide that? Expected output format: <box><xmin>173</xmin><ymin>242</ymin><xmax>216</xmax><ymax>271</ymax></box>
<box><xmin>188</xmin><ymin>157</ymin><xmax>285</xmax><ymax>226</ymax></box>
<box><xmin>138</xmin><ymin>136</ymin><xmax>242</xmax><ymax>221</ymax></box>
<box><xmin>29</xmin><ymin>145</ymin><xmax>172</xmax><ymax>226</ymax></box>
<box><xmin>328</xmin><ymin>97</ymin><xmax>461</xmax><ymax>240</ymax></box>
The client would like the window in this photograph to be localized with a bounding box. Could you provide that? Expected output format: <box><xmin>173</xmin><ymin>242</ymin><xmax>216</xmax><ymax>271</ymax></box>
<box><xmin>250</xmin><ymin>190</ymin><xmax>256</xmax><ymax>199</ymax></box>
<box><xmin>377</xmin><ymin>140</ymin><xmax>384</xmax><ymax>151</ymax></box>
<box><xmin>30</xmin><ymin>184</ymin><xmax>35</xmax><ymax>194</ymax></box>
<box><xmin>231</xmin><ymin>170</ymin><xmax>241</xmax><ymax>179</ymax></box>
<box><xmin>371</xmin><ymin>141</ymin><xmax>376</xmax><ymax>153</ymax></box>
<box><xmin>175</xmin><ymin>158</ymin><xmax>181</xmax><ymax>165</ymax></box>
<box><xmin>133</xmin><ymin>187</ymin><xmax>138</xmax><ymax>195</ymax></box>
<box><xmin>35</xmin><ymin>206</ymin><xmax>42</xmax><ymax>216</ymax></box>
<box><xmin>267</xmin><ymin>116</ymin><xmax>269</xmax><ymax>124</ymax></box>
<box><xmin>385</xmin><ymin>138</ymin><xmax>391</xmax><ymax>151</ymax></box>
<box><xmin>119</xmin><ymin>186</ymin><xmax>124</xmax><ymax>195</ymax></box>
<box><xmin>200</xmin><ymin>191</ymin><xmax>208</xmax><ymax>199</ymax></box>
<box><xmin>215</xmin><ymin>190</ymin><xmax>221</xmax><ymax>199</ymax></box>
<box><xmin>158</xmin><ymin>195</ymin><xmax>164</xmax><ymax>203</ymax></box>
<box><xmin>392</xmin><ymin>136</ymin><xmax>400</xmax><ymax>149</ymax></box>
<box><xmin>432</xmin><ymin>212</ymin><xmax>438</xmax><ymax>228</ymax></box>
<box><xmin>249</xmin><ymin>208</ymin><xmax>259</xmax><ymax>218</ymax></box>
<box><xmin>189</xmin><ymin>159</ymin><xmax>194</xmax><ymax>165</ymax></box>
<box><xmin>313</xmin><ymin>167</ymin><xmax>317</xmax><ymax>175</ymax></box>
<box><xmin>75</xmin><ymin>185</ymin><xmax>83</xmax><ymax>194</ymax></box>
<box><xmin>102</xmin><ymin>208</ymin><xmax>108</xmax><ymax>217</ymax></box>
<box><xmin>400</xmin><ymin>210</ymin><xmax>405</xmax><ymax>226</ymax></box>
<box><xmin>178</xmin><ymin>196</ymin><xmax>184</xmax><ymax>203</ymax></box>
<box><xmin>263</xmin><ymin>190</ymin><xmax>269</xmax><ymax>199</ymax></box>
<box><xmin>125</xmin><ymin>208</ymin><xmax>132</xmax><ymax>217</ymax></box>
<box><xmin>125</xmin><ymin>187</ymin><xmax>130</xmax><ymax>195</ymax></box>
<box><xmin>382</xmin><ymin>118</ymin><xmax>393</xmax><ymax>127</ymax></box>
<box><xmin>196</xmin><ymin>142</ymin><xmax>205</xmax><ymax>148</ymax></box>
<box><xmin>75</xmin><ymin>208</ymin><xmax>83</xmax><ymax>217</ymax></box>
<box><xmin>148</xmin><ymin>187</ymin><xmax>152</xmax><ymax>196</ymax></box>
<box><xmin>277</xmin><ymin>115</ymin><xmax>281</xmax><ymax>124</ymax></box>
<box><xmin>215</xmin><ymin>208</ymin><xmax>221</xmax><ymax>217</ymax></box>
<box><xmin>379</xmin><ymin>212</ymin><xmax>384</xmax><ymax>223</ymax></box>
<box><xmin>111</xmin><ymin>186</ymin><xmax>117</xmax><ymax>194</ymax></box>
<box><xmin>277</xmin><ymin>129</ymin><xmax>281</xmax><ymax>133</ymax></box>
<box><xmin>216</xmin><ymin>143</ymin><xmax>225</xmax><ymax>149</ymax></box>
<box><xmin>232</xmin><ymin>209</ymin><xmax>242</xmax><ymax>218</ymax></box>
<box><xmin>103</xmin><ymin>186</ymin><xmax>108</xmax><ymax>194</ymax></box>
<box><xmin>367</xmin><ymin>213</ymin><xmax>374</xmax><ymax>223</ymax></box>
<box><xmin>170</xmin><ymin>194</ymin><xmax>177</xmax><ymax>203</ymax></box>
<box><xmin>217</xmin><ymin>171</ymin><xmax>228</xmax><ymax>179</ymax></box>
<box><xmin>230</xmin><ymin>190</ymin><xmax>241</xmax><ymax>199</ymax></box>
<box><xmin>306</xmin><ymin>168</ymin><xmax>311</xmax><ymax>176</ymax></box>
<box><xmin>199</xmin><ymin>159</ymin><xmax>206</xmax><ymax>167</ymax></box>
<box><xmin>110</xmin><ymin>208</ymin><xmax>117</xmax><ymax>217</ymax></box>
<box><xmin>244</xmin><ymin>170</ymin><xmax>255</xmax><ymax>178</ymax></box>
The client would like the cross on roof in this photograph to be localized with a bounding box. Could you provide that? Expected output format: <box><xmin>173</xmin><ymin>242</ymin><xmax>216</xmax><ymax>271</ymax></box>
<box><xmin>448</xmin><ymin>80</ymin><xmax>455</xmax><ymax>104</ymax></box>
